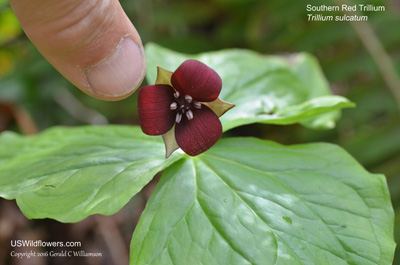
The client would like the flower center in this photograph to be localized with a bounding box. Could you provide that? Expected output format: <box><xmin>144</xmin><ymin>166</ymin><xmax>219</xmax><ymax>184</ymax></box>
<box><xmin>169</xmin><ymin>91</ymin><xmax>201</xmax><ymax>123</ymax></box>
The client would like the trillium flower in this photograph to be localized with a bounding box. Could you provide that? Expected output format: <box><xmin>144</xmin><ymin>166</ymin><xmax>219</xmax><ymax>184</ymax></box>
<box><xmin>138</xmin><ymin>59</ymin><xmax>234</xmax><ymax>157</ymax></box>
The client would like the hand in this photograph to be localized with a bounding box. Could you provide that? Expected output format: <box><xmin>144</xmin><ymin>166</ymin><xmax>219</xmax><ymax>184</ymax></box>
<box><xmin>9</xmin><ymin>0</ymin><xmax>146</xmax><ymax>101</ymax></box>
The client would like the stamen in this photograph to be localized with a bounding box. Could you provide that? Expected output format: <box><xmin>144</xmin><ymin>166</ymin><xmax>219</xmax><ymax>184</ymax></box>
<box><xmin>174</xmin><ymin>91</ymin><xmax>180</xmax><ymax>98</ymax></box>
<box><xmin>175</xmin><ymin>112</ymin><xmax>182</xmax><ymax>123</ymax></box>
<box><xmin>193</xmin><ymin>101</ymin><xmax>202</xmax><ymax>109</ymax></box>
<box><xmin>170</xmin><ymin>102</ymin><xmax>177</xmax><ymax>110</ymax></box>
<box><xmin>186</xmin><ymin>110</ymin><xmax>194</xmax><ymax>120</ymax></box>
<box><xmin>185</xmin><ymin>95</ymin><xmax>193</xmax><ymax>103</ymax></box>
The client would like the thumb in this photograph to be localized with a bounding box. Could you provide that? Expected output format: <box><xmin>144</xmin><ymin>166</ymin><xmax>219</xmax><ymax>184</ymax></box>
<box><xmin>9</xmin><ymin>0</ymin><xmax>146</xmax><ymax>101</ymax></box>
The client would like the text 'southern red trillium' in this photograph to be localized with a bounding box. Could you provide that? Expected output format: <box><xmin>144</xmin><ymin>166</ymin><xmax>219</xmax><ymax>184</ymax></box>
<box><xmin>138</xmin><ymin>59</ymin><xmax>234</xmax><ymax>157</ymax></box>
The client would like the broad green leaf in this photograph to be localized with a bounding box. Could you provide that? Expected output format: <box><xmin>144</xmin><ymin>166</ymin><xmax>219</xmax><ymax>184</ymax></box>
<box><xmin>0</xmin><ymin>131</ymin><xmax>23</xmax><ymax>166</ymax></box>
<box><xmin>145</xmin><ymin>43</ymin><xmax>355</xmax><ymax>131</ymax></box>
<box><xmin>290</xmin><ymin>53</ymin><xmax>343</xmax><ymax>129</ymax></box>
<box><xmin>130</xmin><ymin>138</ymin><xmax>394</xmax><ymax>265</ymax></box>
<box><xmin>0</xmin><ymin>126</ymin><xmax>183</xmax><ymax>222</ymax></box>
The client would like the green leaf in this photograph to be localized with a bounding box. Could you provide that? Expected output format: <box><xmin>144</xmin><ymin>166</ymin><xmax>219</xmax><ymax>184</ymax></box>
<box><xmin>290</xmin><ymin>53</ymin><xmax>343</xmax><ymax>129</ymax></box>
<box><xmin>0</xmin><ymin>126</ymin><xmax>183</xmax><ymax>222</ymax></box>
<box><xmin>130</xmin><ymin>138</ymin><xmax>394</xmax><ymax>265</ymax></box>
<box><xmin>145</xmin><ymin>43</ymin><xmax>355</xmax><ymax>131</ymax></box>
<box><xmin>0</xmin><ymin>131</ymin><xmax>23</xmax><ymax>166</ymax></box>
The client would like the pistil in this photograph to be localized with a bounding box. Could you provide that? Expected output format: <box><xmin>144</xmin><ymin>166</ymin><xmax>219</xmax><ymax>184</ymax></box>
<box><xmin>170</xmin><ymin>92</ymin><xmax>201</xmax><ymax>123</ymax></box>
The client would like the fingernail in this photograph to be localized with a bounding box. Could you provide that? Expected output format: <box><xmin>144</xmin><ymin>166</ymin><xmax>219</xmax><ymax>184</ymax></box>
<box><xmin>86</xmin><ymin>37</ymin><xmax>145</xmax><ymax>98</ymax></box>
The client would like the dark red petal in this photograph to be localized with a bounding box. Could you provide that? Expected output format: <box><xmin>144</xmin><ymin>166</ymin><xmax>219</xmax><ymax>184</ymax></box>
<box><xmin>175</xmin><ymin>105</ymin><xmax>222</xmax><ymax>156</ymax></box>
<box><xmin>171</xmin><ymin>59</ymin><xmax>222</xmax><ymax>102</ymax></box>
<box><xmin>138</xmin><ymin>84</ymin><xmax>176</xmax><ymax>135</ymax></box>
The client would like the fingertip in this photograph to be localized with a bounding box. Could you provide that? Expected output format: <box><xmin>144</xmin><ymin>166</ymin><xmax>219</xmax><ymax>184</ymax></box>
<box><xmin>85</xmin><ymin>37</ymin><xmax>146</xmax><ymax>100</ymax></box>
<box><xmin>10</xmin><ymin>0</ymin><xmax>147</xmax><ymax>101</ymax></box>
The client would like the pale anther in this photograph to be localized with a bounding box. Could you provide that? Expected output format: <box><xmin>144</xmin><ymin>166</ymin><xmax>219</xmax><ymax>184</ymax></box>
<box><xmin>194</xmin><ymin>101</ymin><xmax>202</xmax><ymax>109</ymax></box>
<box><xmin>174</xmin><ymin>91</ymin><xmax>180</xmax><ymax>98</ymax></box>
<box><xmin>175</xmin><ymin>112</ymin><xmax>182</xmax><ymax>123</ymax></box>
<box><xmin>186</xmin><ymin>110</ymin><xmax>194</xmax><ymax>120</ymax></box>
<box><xmin>170</xmin><ymin>102</ymin><xmax>177</xmax><ymax>110</ymax></box>
<box><xmin>185</xmin><ymin>95</ymin><xmax>193</xmax><ymax>103</ymax></box>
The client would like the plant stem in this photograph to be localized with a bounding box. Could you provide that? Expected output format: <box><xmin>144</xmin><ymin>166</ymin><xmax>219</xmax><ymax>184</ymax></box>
<box><xmin>333</xmin><ymin>0</ymin><xmax>400</xmax><ymax>109</ymax></box>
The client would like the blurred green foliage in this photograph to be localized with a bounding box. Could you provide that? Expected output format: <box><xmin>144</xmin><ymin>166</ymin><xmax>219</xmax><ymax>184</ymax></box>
<box><xmin>0</xmin><ymin>0</ymin><xmax>399</xmax><ymax>261</ymax></box>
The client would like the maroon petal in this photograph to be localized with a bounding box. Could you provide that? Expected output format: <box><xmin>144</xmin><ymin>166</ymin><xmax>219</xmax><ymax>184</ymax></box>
<box><xmin>175</xmin><ymin>105</ymin><xmax>222</xmax><ymax>156</ymax></box>
<box><xmin>171</xmin><ymin>59</ymin><xmax>222</xmax><ymax>102</ymax></box>
<box><xmin>138</xmin><ymin>84</ymin><xmax>176</xmax><ymax>135</ymax></box>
